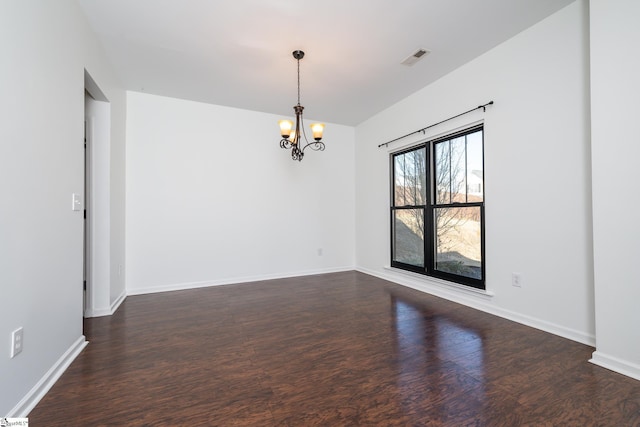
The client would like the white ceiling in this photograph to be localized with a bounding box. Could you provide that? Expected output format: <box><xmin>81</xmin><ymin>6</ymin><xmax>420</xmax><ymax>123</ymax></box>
<box><xmin>77</xmin><ymin>0</ymin><xmax>575</xmax><ymax>126</ymax></box>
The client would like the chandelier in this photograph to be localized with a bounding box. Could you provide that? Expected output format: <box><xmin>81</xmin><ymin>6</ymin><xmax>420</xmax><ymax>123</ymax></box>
<box><xmin>278</xmin><ymin>50</ymin><xmax>325</xmax><ymax>161</ymax></box>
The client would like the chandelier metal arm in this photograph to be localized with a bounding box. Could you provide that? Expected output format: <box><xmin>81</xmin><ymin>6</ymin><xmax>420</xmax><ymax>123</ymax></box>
<box><xmin>279</xmin><ymin>136</ymin><xmax>325</xmax><ymax>153</ymax></box>
<box><xmin>300</xmin><ymin>139</ymin><xmax>325</xmax><ymax>153</ymax></box>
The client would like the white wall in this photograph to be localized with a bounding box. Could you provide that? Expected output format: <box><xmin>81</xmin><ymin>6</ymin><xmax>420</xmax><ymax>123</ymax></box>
<box><xmin>590</xmin><ymin>0</ymin><xmax>640</xmax><ymax>379</ymax></box>
<box><xmin>0</xmin><ymin>0</ymin><xmax>126</xmax><ymax>416</ymax></box>
<box><xmin>126</xmin><ymin>92</ymin><xmax>355</xmax><ymax>294</ymax></box>
<box><xmin>355</xmin><ymin>1</ymin><xmax>595</xmax><ymax>344</ymax></box>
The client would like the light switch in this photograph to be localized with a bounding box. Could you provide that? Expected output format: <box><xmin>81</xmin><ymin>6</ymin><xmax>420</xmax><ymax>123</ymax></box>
<box><xmin>72</xmin><ymin>193</ymin><xmax>82</xmax><ymax>211</ymax></box>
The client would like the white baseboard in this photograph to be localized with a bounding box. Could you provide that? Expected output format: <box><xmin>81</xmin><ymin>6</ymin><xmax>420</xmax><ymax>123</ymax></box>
<box><xmin>126</xmin><ymin>266</ymin><xmax>356</xmax><ymax>296</ymax></box>
<box><xmin>357</xmin><ymin>266</ymin><xmax>596</xmax><ymax>347</ymax></box>
<box><xmin>84</xmin><ymin>289</ymin><xmax>126</xmax><ymax>318</ymax></box>
<box><xmin>590</xmin><ymin>351</ymin><xmax>640</xmax><ymax>381</ymax></box>
<box><xmin>110</xmin><ymin>290</ymin><xmax>126</xmax><ymax>314</ymax></box>
<box><xmin>9</xmin><ymin>336</ymin><xmax>88</xmax><ymax>418</ymax></box>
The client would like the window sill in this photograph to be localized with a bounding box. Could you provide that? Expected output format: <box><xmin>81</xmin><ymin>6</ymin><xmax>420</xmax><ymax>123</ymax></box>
<box><xmin>383</xmin><ymin>265</ymin><xmax>495</xmax><ymax>299</ymax></box>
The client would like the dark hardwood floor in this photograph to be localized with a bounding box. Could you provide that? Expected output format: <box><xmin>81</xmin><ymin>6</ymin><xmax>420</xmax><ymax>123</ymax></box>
<box><xmin>30</xmin><ymin>271</ymin><xmax>639</xmax><ymax>426</ymax></box>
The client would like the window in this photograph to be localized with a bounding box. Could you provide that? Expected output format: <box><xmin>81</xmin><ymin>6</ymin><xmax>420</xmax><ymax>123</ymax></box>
<box><xmin>391</xmin><ymin>126</ymin><xmax>485</xmax><ymax>289</ymax></box>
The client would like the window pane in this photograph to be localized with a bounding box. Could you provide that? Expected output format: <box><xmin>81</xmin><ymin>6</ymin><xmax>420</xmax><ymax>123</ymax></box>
<box><xmin>394</xmin><ymin>148</ymin><xmax>426</xmax><ymax>206</ymax></box>
<box><xmin>393</xmin><ymin>209</ymin><xmax>424</xmax><ymax>267</ymax></box>
<box><xmin>466</xmin><ymin>130</ymin><xmax>483</xmax><ymax>202</ymax></box>
<box><xmin>434</xmin><ymin>206</ymin><xmax>482</xmax><ymax>280</ymax></box>
<box><xmin>436</xmin><ymin>130</ymin><xmax>484</xmax><ymax>205</ymax></box>
<box><xmin>436</xmin><ymin>136</ymin><xmax>467</xmax><ymax>204</ymax></box>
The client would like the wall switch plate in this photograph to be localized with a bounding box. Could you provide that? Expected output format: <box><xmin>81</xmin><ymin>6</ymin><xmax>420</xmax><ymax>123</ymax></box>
<box><xmin>512</xmin><ymin>273</ymin><xmax>523</xmax><ymax>288</ymax></box>
<box><xmin>72</xmin><ymin>193</ymin><xmax>82</xmax><ymax>211</ymax></box>
<box><xmin>11</xmin><ymin>327</ymin><xmax>23</xmax><ymax>358</ymax></box>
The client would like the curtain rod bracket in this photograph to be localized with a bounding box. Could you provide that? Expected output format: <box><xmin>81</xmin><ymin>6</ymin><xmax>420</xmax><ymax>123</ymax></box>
<box><xmin>480</xmin><ymin>100</ymin><xmax>494</xmax><ymax>112</ymax></box>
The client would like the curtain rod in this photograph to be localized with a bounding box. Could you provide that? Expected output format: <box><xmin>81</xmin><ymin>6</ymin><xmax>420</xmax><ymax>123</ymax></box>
<box><xmin>377</xmin><ymin>101</ymin><xmax>494</xmax><ymax>148</ymax></box>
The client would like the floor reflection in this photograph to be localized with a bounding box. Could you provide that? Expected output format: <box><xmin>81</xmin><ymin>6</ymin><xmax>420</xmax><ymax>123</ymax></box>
<box><xmin>390</xmin><ymin>293</ymin><xmax>487</xmax><ymax>422</ymax></box>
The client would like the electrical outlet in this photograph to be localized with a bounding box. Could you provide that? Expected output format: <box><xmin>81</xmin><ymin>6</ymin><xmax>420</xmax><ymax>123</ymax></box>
<box><xmin>512</xmin><ymin>273</ymin><xmax>523</xmax><ymax>288</ymax></box>
<box><xmin>11</xmin><ymin>327</ymin><xmax>23</xmax><ymax>358</ymax></box>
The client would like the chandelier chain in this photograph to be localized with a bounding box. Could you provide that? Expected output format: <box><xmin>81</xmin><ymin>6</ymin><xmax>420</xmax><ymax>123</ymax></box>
<box><xmin>297</xmin><ymin>57</ymin><xmax>301</xmax><ymax>106</ymax></box>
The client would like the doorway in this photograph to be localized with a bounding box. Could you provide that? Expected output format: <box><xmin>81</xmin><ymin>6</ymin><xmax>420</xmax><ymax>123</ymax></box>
<box><xmin>84</xmin><ymin>70</ymin><xmax>111</xmax><ymax>318</ymax></box>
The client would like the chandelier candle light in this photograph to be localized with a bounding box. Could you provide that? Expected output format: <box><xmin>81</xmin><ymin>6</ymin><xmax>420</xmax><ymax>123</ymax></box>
<box><xmin>278</xmin><ymin>50</ymin><xmax>325</xmax><ymax>161</ymax></box>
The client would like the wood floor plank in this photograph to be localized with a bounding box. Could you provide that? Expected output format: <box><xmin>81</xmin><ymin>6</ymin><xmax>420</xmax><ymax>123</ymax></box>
<box><xmin>29</xmin><ymin>271</ymin><xmax>640</xmax><ymax>426</ymax></box>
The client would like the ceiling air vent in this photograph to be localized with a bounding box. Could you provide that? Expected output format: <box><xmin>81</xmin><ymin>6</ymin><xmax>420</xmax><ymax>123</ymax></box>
<box><xmin>401</xmin><ymin>48</ymin><xmax>430</xmax><ymax>66</ymax></box>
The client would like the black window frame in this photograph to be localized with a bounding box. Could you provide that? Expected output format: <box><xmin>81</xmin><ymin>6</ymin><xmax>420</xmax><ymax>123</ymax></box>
<box><xmin>390</xmin><ymin>125</ymin><xmax>485</xmax><ymax>290</ymax></box>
